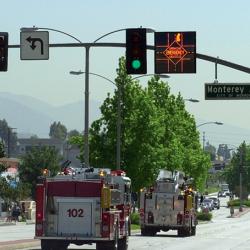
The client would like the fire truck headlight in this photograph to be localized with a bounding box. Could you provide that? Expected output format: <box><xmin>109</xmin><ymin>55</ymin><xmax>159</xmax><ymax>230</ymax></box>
<box><xmin>99</xmin><ymin>169</ymin><xmax>107</xmax><ymax>177</ymax></box>
<box><xmin>42</xmin><ymin>169</ymin><xmax>50</xmax><ymax>176</ymax></box>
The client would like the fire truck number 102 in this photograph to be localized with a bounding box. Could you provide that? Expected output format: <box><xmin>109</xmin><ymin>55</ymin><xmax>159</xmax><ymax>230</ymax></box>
<box><xmin>67</xmin><ymin>208</ymin><xmax>84</xmax><ymax>217</ymax></box>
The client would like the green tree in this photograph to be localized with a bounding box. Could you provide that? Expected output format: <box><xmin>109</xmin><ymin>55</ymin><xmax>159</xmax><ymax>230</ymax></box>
<box><xmin>217</xmin><ymin>144</ymin><xmax>231</xmax><ymax>160</ymax></box>
<box><xmin>68</xmin><ymin>129</ymin><xmax>81</xmax><ymax>139</ymax></box>
<box><xmin>49</xmin><ymin>121</ymin><xmax>67</xmax><ymax>140</ymax></box>
<box><xmin>0</xmin><ymin>144</ymin><xmax>29</xmax><ymax>206</ymax></box>
<box><xmin>0</xmin><ymin>141</ymin><xmax>5</xmax><ymax>157</ymax></box>
<box><xmin>0</xmin><ymin>119</ymin><xmax>17</xmax><ymax>156</ymax></box>
<box><xmin>204</xmin><ymin>142</ymin><xmax>217</xmax><ymax>161</ymax></box>
<box><xmin>224</xmin><ymin>142</ymin><xmax>250</xmax><ymax>199</ymax></box>
<box><xmin>70</xmin><ymin>57</ymin><xmax>210</xmax><ymax>191</ymax></box>
<box><xmin>18</xmin><ymin>146</ymin><xmax>61</xmax><ymax>199</ymax></box>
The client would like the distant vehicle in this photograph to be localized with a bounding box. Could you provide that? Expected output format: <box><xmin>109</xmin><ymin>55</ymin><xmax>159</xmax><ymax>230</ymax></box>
<box><xmin>202</xmin><ymin>199</ymin><xmax>214</xmax><ymax>211</ymax></box>
<box><xmin>208</xmin><ymin>197</ymin><xmax>220</xmax><ymax>209</ymax></box>
<box><xmin>218</xmin><ymin>191</ymin><xmax>226</xmax><ymax>198</ymax></box>
<box><xmin>220</xmin><ymin>183</ymin><xmax>230</xmax><ymax>196</ymax></box>
<box><xmin>221</xmin><ymin>183</ymin><xmax>229</xmax><ymax>191</ymax></box>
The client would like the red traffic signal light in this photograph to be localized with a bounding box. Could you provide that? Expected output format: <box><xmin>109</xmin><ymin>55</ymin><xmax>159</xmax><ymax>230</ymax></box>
<box><xmin>126</xmin><ymin>28</ymin><xmax>147</xmax><ymax>74</ymax></box>
<box><xmin>0</xmin><ymin>32</ymin><xmax>8</xmax><ymax>72</ymax></box>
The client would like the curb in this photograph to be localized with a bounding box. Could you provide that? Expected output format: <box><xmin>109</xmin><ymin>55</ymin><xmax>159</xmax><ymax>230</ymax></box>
<box><xmin>228</xmin><ymin>207</ymin><xmax>250</xmax><ymax>218</ymax></box>
<box><xmin>0</xmin><ymin>239</ymin><xmax>39</xmax><ymax>250</ymax></box>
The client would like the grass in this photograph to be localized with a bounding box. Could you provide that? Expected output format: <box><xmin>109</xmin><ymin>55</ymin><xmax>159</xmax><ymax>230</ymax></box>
<box><xmin>131</xmin><ymin>224</ymin><xmax>140</xmax><ymax>230</ymax></box>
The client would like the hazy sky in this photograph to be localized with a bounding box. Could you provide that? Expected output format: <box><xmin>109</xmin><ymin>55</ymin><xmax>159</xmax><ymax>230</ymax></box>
<box><xmin>1</xmin><ymin>0</ymin><xmax>250</xmax><ymax>146</ymax></box>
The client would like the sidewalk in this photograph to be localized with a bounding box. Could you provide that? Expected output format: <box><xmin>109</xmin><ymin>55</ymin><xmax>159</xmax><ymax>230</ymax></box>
<box><xmin>0</xmin><ymin>239</ymin><xmax>39</xmax><ymax>250</ymax></box>
<box><xmin>0</xmin><ymin>217</ymin><xmax>35</xmax><ymax>226</ymax></box>
<box><xmin>229</xmin><ymin>207</ymin><xmax>250</xmax><ymax>218</ymax></box>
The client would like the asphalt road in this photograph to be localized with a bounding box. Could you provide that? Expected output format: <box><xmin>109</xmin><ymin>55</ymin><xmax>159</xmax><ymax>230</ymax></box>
<box><xmin>1</xmin><ymin>196</ymin><xmax>250</xmax><ymax>250</ymax></box>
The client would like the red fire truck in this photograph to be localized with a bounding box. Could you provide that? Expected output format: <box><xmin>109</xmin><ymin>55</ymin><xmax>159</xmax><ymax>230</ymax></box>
<box><xmin>35</xmin><ymin>167</ymin><xmax>132</xmax><ymax>250</ymax></box>
<box><xmin>139</xmin><ymin>170</ymin><xmax>198</xmax><ymax>237</ymax></box>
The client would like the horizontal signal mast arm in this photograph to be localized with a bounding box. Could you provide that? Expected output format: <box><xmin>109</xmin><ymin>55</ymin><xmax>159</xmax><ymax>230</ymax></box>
<box><xmin>196</xmin><ymin>53</ymin><xmax>250</xmax><ymax>74</ymax></box>
<box><xmin>8</xmin><ymin>43</ymin><xmax>250</xmax><ymax>74</ymax></box>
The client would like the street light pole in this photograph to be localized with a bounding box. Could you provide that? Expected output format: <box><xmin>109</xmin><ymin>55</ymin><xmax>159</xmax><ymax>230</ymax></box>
<box><xmin>239</xmin><ymin>147</ymin><xmax>243</xmax><ymax>212</ymax></box>
<box><xmin>84</xmin><ymin>46</ymin><xmax>90</xmax><ymax>167</ymax></box>
<box><xmin>7</xmin><ymin>127</ymin><xmax>17</xmax><ymax>158</ymax></box>
<box><xmin>196</xmin><ymin>121</ymin><xmax>223</xmax><ymax>128</ymax></box>
<box><xmin>22</xmin><ymin>26</ymin><xmax>155</xmax><ymax>168</ymax></box>
<box><xmin>203</xmin><ymin>131</ymin><xmax>205</xmax><ymax>151</ymax></box>
<box><xmin>70</xmin><ymin>71</ymin><xmax>168</xmax><ymax>169</ymax></box>
<box><xmin>86</xmin><ymin>27</ymin><xmax>155</xmax><ymax>168</ymax></box>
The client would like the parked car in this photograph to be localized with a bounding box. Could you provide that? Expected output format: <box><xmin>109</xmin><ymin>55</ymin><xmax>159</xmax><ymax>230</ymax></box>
<box><xmin>208</xmin><ymin>197</ymin><xmax>220</xmax><ymax>209</ymax></box>
<box><xmin>202</xmin><ymin>198</ymin><xmax>214</xmax><ymax>211</ymax></box>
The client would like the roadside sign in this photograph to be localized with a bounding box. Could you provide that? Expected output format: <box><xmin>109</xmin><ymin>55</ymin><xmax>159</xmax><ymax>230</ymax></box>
<box><xmin>20</xmin><ymin>31</ymin><xmax>49</xmax><ymax>60</ymax></box>
<box><xmin>155</xmin><ymin>31</ymin><xmax>196</xmax><ymax>74</ymax></box>
<box><xmin>205</xmin><ymin>83</ymin><xmax>250</xmax><ymax>100</ymax></box>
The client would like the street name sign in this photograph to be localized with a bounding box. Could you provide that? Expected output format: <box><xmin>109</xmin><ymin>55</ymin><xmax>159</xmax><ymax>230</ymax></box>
<box><xmin>205</xmin><ymin>83</ymin><xmax>250</xmax><ymax>100</ymax></box>
<box><xmin>20</xmin><ymin>31</ymin><xmax>49</xmax><ymax>60</ymax></box>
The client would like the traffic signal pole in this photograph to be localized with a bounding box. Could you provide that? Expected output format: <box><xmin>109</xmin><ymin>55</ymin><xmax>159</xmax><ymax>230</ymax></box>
<box><xmin>9</xmin><ymin>42</ymin><xmax>250</xmax><ymax>168</ymax></box>
<box><xmin>10</xmin><ymin>42</ymin><xmax>250</xmax><ymax>74</ymax></box>
<box><xmin>84</xmin><ymin>46</ymin><xmax>90</xmax><ymax>167</ymax></box>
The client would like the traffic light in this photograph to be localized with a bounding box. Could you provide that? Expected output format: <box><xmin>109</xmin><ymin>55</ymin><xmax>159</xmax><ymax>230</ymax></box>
<box><xmin>0</xmin><ymin>32</ymin><xmax>8</xmax><ymax>72</ymax></box>
<box><xmin>126</xmin><ymin>28</ymin><xmax>147</xmax><ymax>74</ymax></box>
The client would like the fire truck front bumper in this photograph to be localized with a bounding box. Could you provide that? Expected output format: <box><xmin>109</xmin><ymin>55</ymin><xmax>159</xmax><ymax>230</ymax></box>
<box><xmin>35</xmin><ymin>236</ymin><xmax>112</xmax><ymax>242</ymax></box>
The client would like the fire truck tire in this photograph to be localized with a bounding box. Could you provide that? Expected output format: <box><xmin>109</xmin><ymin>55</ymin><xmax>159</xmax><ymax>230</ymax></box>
<box><xmin>178</xmin><ymin>228</ymin><xmax>191</xmax><ymax>237</ymax></box>
<box><xmin>177</xmin><ymin>228</ymin><xmax>185</xmax><ymax>237</ymax></box>
<box><xmin>141</xmin><ymin>227</ymin><xmax>156</xmax><ymax>236</ymax></box>
<box><xmin>41</xmin><ymin>240</ymin><xmax>68</xmax><ymax>250</ymax></box>
<box><xmin>97</xmin><ymin>223</ymin><xmax>119</xmax><ymax>250</ymax></box>
<box><xmin>118</xmin><ymin>236</ymin><xmax>128</xmax><ymax>250</ymax></box>
<box><xmin>96</xmin><ymin>240</ymin><xmax>118</xmax><ymax>250</ymax></box>
<box><xmin>128</xmin><ymin>219</ymin><xmax>131</xmax><ymax>236</ymax></box>
<box><xmin>191</xmin><ymin>226</ymin><xmax>196</xmax><ymax>236</ymax></box>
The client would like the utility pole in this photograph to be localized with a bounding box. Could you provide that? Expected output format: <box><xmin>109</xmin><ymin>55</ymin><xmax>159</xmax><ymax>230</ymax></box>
<box><xmin>7</xmin><ymin>127</ymin><xmax>17</xmax><ymax>158</ymax></box>
<box><xmin>239</xmin><ymin>147</ymin><xmax>243</xmax><ymax>212</ymax></box>
<box><xmin>202</xmin><ymin>131</ymin><xmax>205</xmax><ymax>151</ymax></box>
<box><xmin>7</xmin><ymin>128</ymin><xmax>10</xmax><ymax>158</ymax></box>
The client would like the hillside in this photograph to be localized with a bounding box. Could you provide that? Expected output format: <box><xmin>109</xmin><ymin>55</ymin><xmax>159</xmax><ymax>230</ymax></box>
<box><xmin>0</xmin><ymin>92</ymin><xmax>101</xmax><ymax>137</ymax></box>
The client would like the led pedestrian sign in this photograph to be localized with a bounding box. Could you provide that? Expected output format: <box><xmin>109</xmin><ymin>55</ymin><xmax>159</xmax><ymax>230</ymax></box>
<box><xmin>155</xmin><ymin>32</ymin><xmax>196</xmax><ymax>74</ymax></box>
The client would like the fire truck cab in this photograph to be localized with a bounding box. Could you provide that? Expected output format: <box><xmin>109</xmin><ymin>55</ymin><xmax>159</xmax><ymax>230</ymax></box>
<box><xmin>35</xmin><ymin>167</ymin><xmax>131</xmax><ymax>250</ymax></box>
<box><xmin>139</xmin><ymin>170</ymin><xmax>198</xmax><ymax>237</ymax></box>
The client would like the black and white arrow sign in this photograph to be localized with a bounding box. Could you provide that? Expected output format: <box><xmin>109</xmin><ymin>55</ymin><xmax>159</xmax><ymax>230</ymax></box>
<box><xmin>26</xmin><ymin>36</ymin><xmax>44</xmax><ymax>55</ymax></box>
<box><xmin>20</xmin><ymin>31</ymin><xmax>49</xmax><ymax>60</ymax></box>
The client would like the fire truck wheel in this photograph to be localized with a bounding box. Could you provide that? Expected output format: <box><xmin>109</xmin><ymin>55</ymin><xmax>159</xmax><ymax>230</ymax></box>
<box><xmin>96</xmin><ymin>239</ymin><xmax>118</xmax><ymax>250</ymax></box>
<box><xmin>178</xmin><ymin>228</ymin><xmax>190</xmax><ymax>237</ymax></box>
<box><xmin>128</xmin><ymin>219</ymin><xmax>131</xmax><ymax>236</ymax></box>
<box><xmin>41</xmin><ymin>239</ymin><xmax>55</xmax><ymax>250</ymax></box>
<box><xmin>41</xmin><ymin>240</ymin><xmax>68</xmax><ymax>250</ymax></box>
<box><xmin>191</xmin><ymin>226</ymin><xmax>196</xmax><ymax>236</ymax></box>
<box><xmin>141</xmin><ymin>227</ymin><xmax>156</xmax><ymax>236</ymax></box>
<box><xmin>118</xmin><ymin>236</ymin><xmax>128</xmax><ymax>250</ymax></box>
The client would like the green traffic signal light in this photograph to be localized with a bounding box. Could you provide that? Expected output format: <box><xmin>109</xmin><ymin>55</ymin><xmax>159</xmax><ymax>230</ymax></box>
<box><xmin>132</xmin><ymin>59</ymin><xmax>141</xmax><ymax>69</ymax></box>
<box><xmin>126</xmin><ymin>28</ymin><xmax>147</xmax><ymax>74</ymax></box>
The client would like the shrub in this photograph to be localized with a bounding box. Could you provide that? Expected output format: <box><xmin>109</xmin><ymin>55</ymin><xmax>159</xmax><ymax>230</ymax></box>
<box><xmin>130</xmin><ymin>212</ymin><xmax>140</xmax><ymax>225</ymax></box>
<box><xmin>197</xmin><ymin>211</ymin><xmax>212</xmax><ymax>221</ymax></box>
<box><xmin>227</xmin><ymin>199</ymin><xmax>250</xmax><ymax>207</ymax></box>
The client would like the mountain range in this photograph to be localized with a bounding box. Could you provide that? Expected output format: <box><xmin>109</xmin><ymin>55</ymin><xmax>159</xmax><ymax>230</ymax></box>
<box><xmin>1</xmin><ymin>92</ymin><xmax>250</xmax><ymax>148</ymax></box>
<box><xmin>0</xmin><ymin>92</ymin><xmax>101</xmax><ymax>137</ymax></box>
